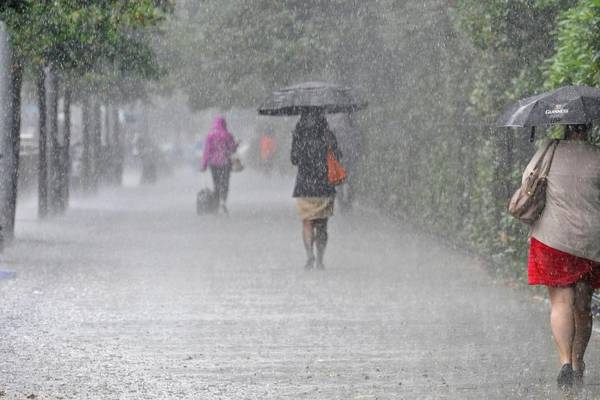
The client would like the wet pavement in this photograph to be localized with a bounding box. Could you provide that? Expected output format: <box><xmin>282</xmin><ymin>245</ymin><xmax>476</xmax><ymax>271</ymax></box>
<box><xmin>0</xmin><ymin>168</ymin><xmax>598</xmax><ymax>399</ymax></box>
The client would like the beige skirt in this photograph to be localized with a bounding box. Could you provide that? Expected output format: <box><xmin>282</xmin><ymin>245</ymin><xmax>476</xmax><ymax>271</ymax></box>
<box><xmin>296</xmin><ymin>197</ymin><xmax>334</xmax><ymax>221</ymax></box>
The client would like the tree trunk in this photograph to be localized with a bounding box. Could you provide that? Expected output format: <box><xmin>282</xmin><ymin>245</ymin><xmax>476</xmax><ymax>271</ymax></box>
<box><xmin>47</xmin><ymin>67</ymin><xmax>60</xmax><ymax>214</ymax></box>
<box><xmin>60</xmin><ymin>87</ymin><xmax>71</xmax><ymax>212</ymax></box>
<box><xmin>104</xmin><ymin>103</ymin><xmax>111</xmax><ymax>148</ymax></box>
<box><xmin>37</xmin><ymin>66</ymin><xmax>48</xmax><ymax>218</ymax></box>
<box><xmin>0</xmin><ymin>24</ymin><xmax>22</xmax><ymax>243</ymax></box>
<box><xmin>103</xmin><ymin>102</ymin><xmax>111</xmax><ymax>184</ymax></box>
<box><xmin>5</xmin><ymin>58</ymin><xmax>23</xmax><ymax>240</ymax></box>
<box><xmin>81</xmin><ymin>94</ymin><xmax>92</xmax><ymax>193</ymax></box>
<box><xmin>112</xmin><ymin>106</ymin><xmax>123</xmax><ymax>185</ymax></box>
<box><xmin>91</xmin><ymin>98</ymin><xmax>101</xmax><ymax>191</ymax></box>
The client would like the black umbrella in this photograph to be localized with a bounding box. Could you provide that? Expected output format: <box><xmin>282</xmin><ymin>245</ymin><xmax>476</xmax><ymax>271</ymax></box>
<box><xmin>496</xmin><ymin>85</ymin><xmax>600</xmax><ymax>128</ymax></box>
<box><xmin>258</xmin><ymin>81</ymin><xmax>367</xmax><ymax>116</ymax></box>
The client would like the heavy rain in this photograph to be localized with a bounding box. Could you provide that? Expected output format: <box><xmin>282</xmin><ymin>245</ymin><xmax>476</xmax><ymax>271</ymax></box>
<box><xmin>0</xmin><ymin>1</ymin><xmax>599</xmax><ymax>399</ymax></box>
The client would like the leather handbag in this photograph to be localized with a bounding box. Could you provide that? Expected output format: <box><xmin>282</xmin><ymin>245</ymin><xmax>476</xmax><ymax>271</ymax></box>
<box><xmin>508</xmin><ymin>139</ymin><xmax>559</xmax><ymax>224</ymax></box>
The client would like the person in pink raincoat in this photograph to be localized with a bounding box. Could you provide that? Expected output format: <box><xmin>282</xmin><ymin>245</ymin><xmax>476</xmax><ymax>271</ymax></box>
<box><xmin>201</xmin><ymin>116</ymin><xmax>238</xmax><ymax>213</ymax></box>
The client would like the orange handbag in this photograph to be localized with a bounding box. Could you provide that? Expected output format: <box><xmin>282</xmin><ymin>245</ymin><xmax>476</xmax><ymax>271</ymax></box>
<box><xmin>327</xmin><ymin>146</ymin><xmax>347</xmax><ymax>186</ymax></box>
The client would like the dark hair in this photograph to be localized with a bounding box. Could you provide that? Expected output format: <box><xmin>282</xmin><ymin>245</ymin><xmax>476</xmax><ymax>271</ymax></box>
<box><xmin>565</xmin><ymin>123</ymin><xmax>592</xmax><ymax>134</ymax></box>
<box><xmin>296</xmin><ymin>109</ymin><xmax>328</xmax><ymax>137</ymax></box>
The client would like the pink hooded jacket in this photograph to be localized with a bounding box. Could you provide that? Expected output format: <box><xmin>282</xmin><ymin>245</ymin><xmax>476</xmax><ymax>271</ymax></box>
<box><xmin>201</xmin><ymin>116</ymin><xmax>237</xmax><ymax>169</ymax></box>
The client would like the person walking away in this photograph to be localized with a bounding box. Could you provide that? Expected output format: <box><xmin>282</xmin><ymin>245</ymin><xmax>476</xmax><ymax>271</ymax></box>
<box><xmin>524</xmin><ymin>123</ymin><xmax>600</xmax><ymax>390</ymax></box>
<box><xmin>139</xmin><ymin>136</ymin><xmax>158</xmax><ymax>184</ymax></box>
<box><xmin>259</xmin><ymin>129</ymin><xmax>277</xmax><ymax>175</ymax></box>
<box><xmin>291</xmin><ymin>108</ymin><xmax>342</xmax><ymax>270</ymax></box>
<box><xmin>201</xmin><ymin>116</ymin><xmax>238</xmax><ymax>214</ymax></box>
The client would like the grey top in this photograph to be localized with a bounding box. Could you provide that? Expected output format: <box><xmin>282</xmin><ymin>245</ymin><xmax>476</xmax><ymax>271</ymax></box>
<box><xmin>525</xmin><ymin>140</ymin><xmax>600</xmax><ymax>262</ymax></box>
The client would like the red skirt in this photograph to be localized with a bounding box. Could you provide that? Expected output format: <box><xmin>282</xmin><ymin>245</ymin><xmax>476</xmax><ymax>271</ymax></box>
<box><xmin>528</xmin><ymin>237</ymin><xmax>600</xmax><ymax>288</ymax></box>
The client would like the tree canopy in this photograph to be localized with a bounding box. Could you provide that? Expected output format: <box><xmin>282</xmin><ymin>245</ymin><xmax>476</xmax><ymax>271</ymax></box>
<box><xmin>546</xmin><ymin>0</ymin><xmax>600</xmax><ymax>88</ymax></box>
<box><xmin>161</xmin><ymin>0</ymin><xmax>391</xmax><ymax>110</ymax></box>
<box><xmin>1</xmin><ymin>0</ymin><xmax>173</xmax><ymax>102</ymax></box>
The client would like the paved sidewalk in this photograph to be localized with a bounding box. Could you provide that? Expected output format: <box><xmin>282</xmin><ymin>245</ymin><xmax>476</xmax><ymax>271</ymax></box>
<box><xmin>0</xmin><ymin>169</ymin><xmax>598</xmax><ymax>399</ymax></box>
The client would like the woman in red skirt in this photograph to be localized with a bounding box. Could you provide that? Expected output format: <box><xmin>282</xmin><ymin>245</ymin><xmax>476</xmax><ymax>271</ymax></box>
<box><xmin>525</xmin><ymin>124</ymin><xmax>600</xmax><ymax>389</ymax></box>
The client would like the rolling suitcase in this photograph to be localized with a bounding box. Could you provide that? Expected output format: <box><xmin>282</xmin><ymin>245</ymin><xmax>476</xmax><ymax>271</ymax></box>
<box><xmin>196</xmin><ymin>188</ymin><xmax>218</xmax><ymax>215</ymax></box>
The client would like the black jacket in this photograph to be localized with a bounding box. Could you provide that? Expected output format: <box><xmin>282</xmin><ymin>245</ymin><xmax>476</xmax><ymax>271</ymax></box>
<box><xmin>291</xmin><ymin>122</ymin><xmax>342</xmax><ymax>198</ymax></box>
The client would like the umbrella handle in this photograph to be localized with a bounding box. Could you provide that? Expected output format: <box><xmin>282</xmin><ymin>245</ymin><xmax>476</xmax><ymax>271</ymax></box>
<box><xmin>530</xmin><ymin>126</ymin><xmax>536</xmax><ymax>143</ymax></box>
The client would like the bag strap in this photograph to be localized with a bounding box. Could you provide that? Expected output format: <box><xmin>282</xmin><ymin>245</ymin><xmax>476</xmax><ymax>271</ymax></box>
<box><xmin>540</xmin><ymin>140</ymin><xmax>559</xmax><ymax>178</ymax></box>
<box><xmin>532</xmin><ymin>140</ymin><xmax>555</xmax><ymax>168</ymax></box>
<box><xmin>324</xmin><ymin>129</ymin><xmax>339</xmax><ymax>157</ymax></box>
<box><xmin>323</xmin><ymin>129</ymin><xmax>333</xmax><ymax>149</ymax></box>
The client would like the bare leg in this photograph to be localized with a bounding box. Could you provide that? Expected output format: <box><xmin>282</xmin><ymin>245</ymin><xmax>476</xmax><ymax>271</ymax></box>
<box><xmin>572</xmin><ymin>280</ymin><xmax>593</xmax><ymax>373</ymax></box>
<box><xmin>548</xmin><ymin>286</ymin><xmax>576</xmax><ymax>366</ymax></box>
<box><xmin>302</xmin><ymin>220</ymin><xmax>315</xmax><ymax>269</ymax></box>
<box><xmin>314</xmin><ymin>218</ymin><xmax>328</xmax><ymax>269</ymax></box>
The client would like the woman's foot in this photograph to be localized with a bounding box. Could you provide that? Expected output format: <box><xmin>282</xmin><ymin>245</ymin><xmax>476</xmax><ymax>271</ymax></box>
<box><xmin>220</xmin><ymin>201</ymin><xmax>229</xmax><ymax>215</ymax></box>
<box><xmin>316</xmin><ymin>261</ymin><xmax>325</xmax><ymax>270</ymax></box>
<box><xmin>557</xmin><ymin>363</ymin><xmax>574</xmax><ymax>390</ymax></box>
<box><xmin>304</xmin><ymin>257</ymin><xmax>315</xmax><ymax>270</ymax></box>
<box><xmin>573</xmin><ymin>361</ymin><xmax>585</xmax><ymax>386</ymax></box>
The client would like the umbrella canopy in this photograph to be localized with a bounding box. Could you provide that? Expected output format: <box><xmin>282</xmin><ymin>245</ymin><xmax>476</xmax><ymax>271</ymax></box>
<box><xmin>496</xmin><ymin>85</ymin><xmax>600</xmax><ymax>127</ymax></box>
<box><xmin>258</xmin><ymin>81</ymin><xmax>367</xmax><ymax>116</ymax></box>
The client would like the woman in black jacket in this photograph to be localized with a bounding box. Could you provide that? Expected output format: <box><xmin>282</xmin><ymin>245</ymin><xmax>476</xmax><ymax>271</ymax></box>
<box><xmin>291</xmin><ymin>108</ymin><xmax>342</xmax><ymax>270</ymax></box>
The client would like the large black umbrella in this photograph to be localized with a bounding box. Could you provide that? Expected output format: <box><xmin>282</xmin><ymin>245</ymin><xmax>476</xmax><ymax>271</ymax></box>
<box><xmin>258</xmin><ymin>81</ymin><xmax>367</xmax><ymax>116</ymax></box>
<box><xmin>496</xmin><ymin>85</ymin><xmax>600</xmax><ymax>128</ymax></box>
